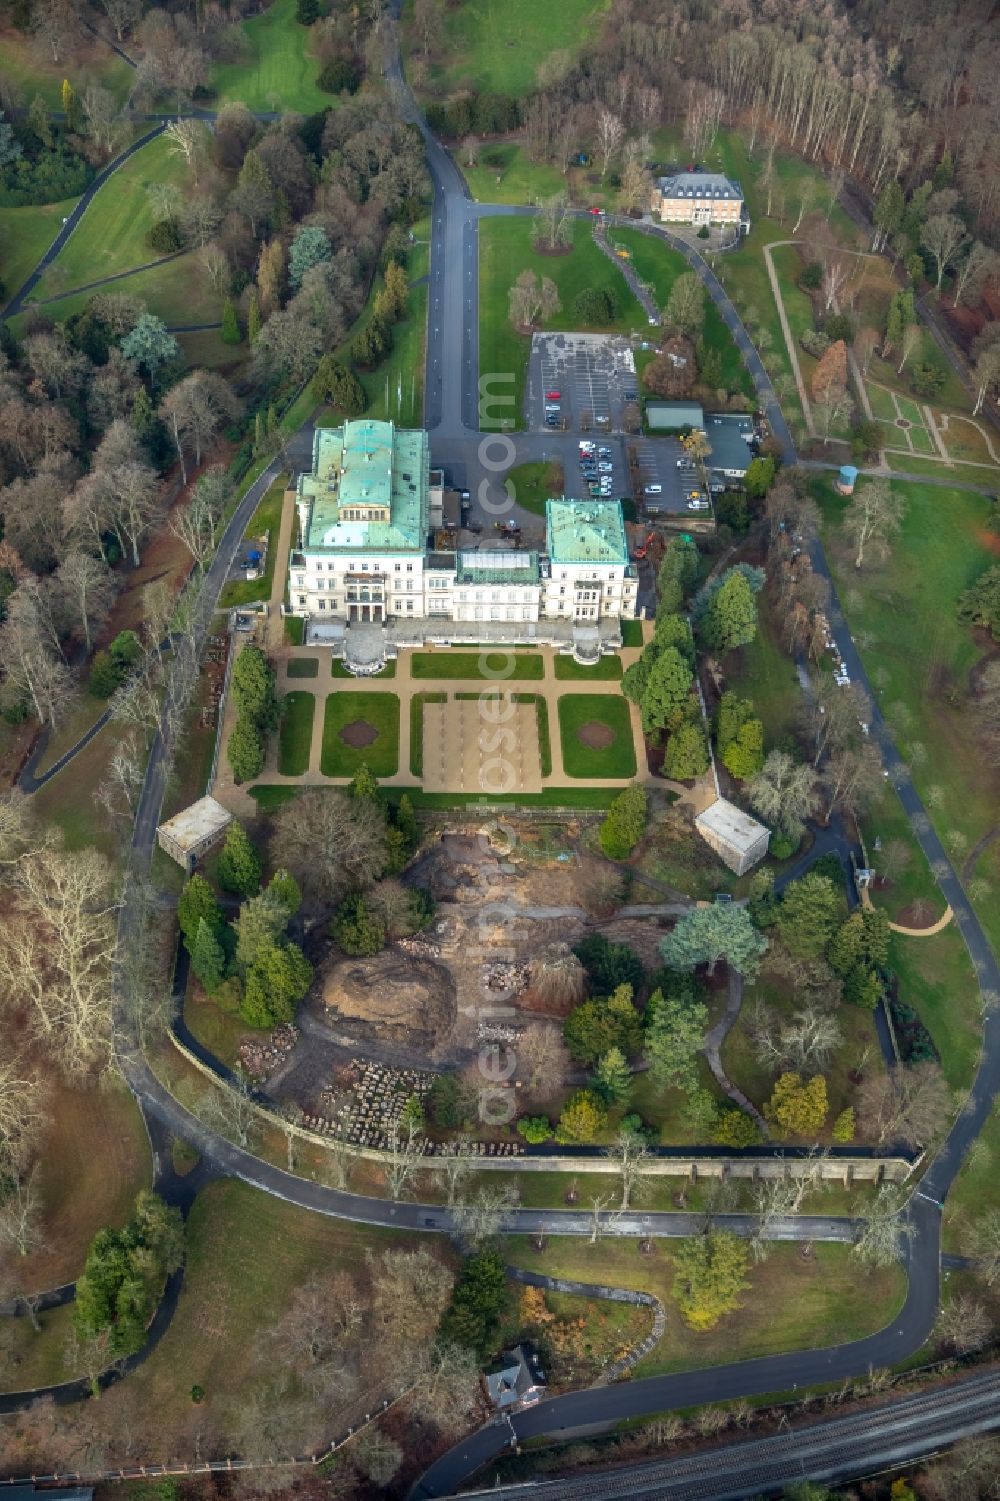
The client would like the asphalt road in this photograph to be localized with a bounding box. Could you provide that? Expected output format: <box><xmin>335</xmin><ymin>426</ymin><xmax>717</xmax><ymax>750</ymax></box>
<box><xmin>6</xmin><ymin>17</ymin><xmax>999</xmax><ymax>1492</ymax></box>
<box><xmin>441</xmin><ymin>1366</ymin><xmax>1000</xmax><ymax>1499</ymax></box>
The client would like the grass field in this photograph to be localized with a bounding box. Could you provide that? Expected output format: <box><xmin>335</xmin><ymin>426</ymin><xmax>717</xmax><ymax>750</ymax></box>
<box><xmin>558</xmin><ymin>693</ymin><xmax>636</xmax><ymax>778</ymax></box>
<box><xmin>211</xmin><ymin>0</ymin><xmax>329</xmax><ymax>113</ymax></box>
<box><xmin>554</xmin><ymin>654</ymin><xmax>623</xmax><ymax>680</ymax></box>
<box><xmin>614</xmin><ymin>229</ymin><xmax>754</xmax><ymax>400</ymax></box>
<box><xmin>504</xmin><ymin>1237</ymin><xmax>905</xmax><ymax>1378</ymax></box>
<box><xmin>513</xmin><ymin>692</ymin><xmax>552</xmax><ymax>775</ymax></box>
<box><xmin>0</xmin><ymin>198</ymin><xmax>78</xmax><ymax>307</ymax></box>
<box><xmin>815</xmin><ymin>473</ymin><xmax>1000</xmax><ymax>961</ymax></box>
<box><xmin>506</xmin><ymin>460</ymin><xmax>565</xmax><ymax>515</ymax></box>
<box><xmin>462</xmin><ymin>143</ymin><xmax>567</xmax><ymax>205</ymax></box>
<box><xmin>331</xmin><ymin>658</ymin><xmax>396</xmax><ymax>678</ymax></box>
<box><xmin>411</xmin><ymin>0</ymin><xmax>610</xmax><ymax>97</ymax></box>
<box><xmin>723</xmin><ymin>591</ymin><xmax>804</xmax><ymax>752</ymax></box>
<box><xmin>9</xmin><ymin>1082</ymin><xmax>150</xmax><ymax>1296</ymax></box>
<box><xmin>220</xmin><ymin>476</ymin><xmax>287</xmax><ymax>609</ymax></box>
<box><xmin>621</xmin><ymin>619</ymin><xmax>644</xmax><ymax>648</ymax></box>
<box><xmin>410</xmin><ymin>690</ymin><xmax>446</xmax><ymax>776</ymax></box>
<box><xmin>479</xmin><ymin>216</ymin><xmax>646</xmax><ymax>429</ymax></box>
<box><xmin>410</xmin><ymin>651</ymin><xmax>545</xmax><ymax>680</ymax></box>
<box><xmin>286</xmin><ymin>657</ymin><xmax>318</xmax><ymax>679</ymax></box>
<box><xmin>32</xmin><ymin>134</ymin><xmax>192</xmax><ymax>297</ymax></box>
<box><xmin>321</xmin><ymin>690</ymin><xmax>399</xmax><ymax>777</ymax></box>
<box><xmin>29</xmin><ymin>1180</ymin><xmax>423</xmax><ymax>1454</ymax></box>
<box><xmin>30</xmin><ymin>250</ymin><xmax>222</xmax><ymax>331</ymax></box>
<box><xmin>0</xmin><ymin>26</ymin><xmax>134</xmax><ymax>110</ymax></box>
<box><xmin>278</xmin><ymin>691</ymin><xmax>315</xmax><ymax>775</ymax></box>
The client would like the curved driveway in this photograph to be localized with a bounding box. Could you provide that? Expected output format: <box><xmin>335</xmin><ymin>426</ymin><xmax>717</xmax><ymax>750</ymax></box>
<box><xmin>5</xmin><ymin>21</ymin><xmax>1000</xmax><ymax>1492</ymax></box>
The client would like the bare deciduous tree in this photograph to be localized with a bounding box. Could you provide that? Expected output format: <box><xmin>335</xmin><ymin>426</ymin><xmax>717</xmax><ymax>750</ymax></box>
<box><xmin>595</xmin><ymin>107</ymin><xmax>625</xmax><ymax>179</ymax></box>
<box><xmin>450</xmin><ymin>1182</ymin><xmax>520</xmax><ymax>1248</ymax></box>
<box><xmin>435</xmin><ymin>1136</ymin><xmax>475</xmax><ymax>1207</ymax></box>
<box><xmin>0</xmin><ymin>1169</ymin><xmax>43</xmax><ymax>1257</ymax></box>
<box><xmin>856</xmin><ymin>1064</ymin><xmax>951</xmax><ymax>1149</ymax></box>
<box><xmin>842</xmin><ymin>478</ymin><xmax>906</xmax><ymax>569</ymax></box>
<box><xmin>852</xmin><ymin>1185</ymin><xmax>906</xmax><ymax>1268</ymax></box>
<box><xmin>935</xmin><ymin>1293</ymin><xmax>992</xmax><ymax>1355</ymax></box>
<box><xmin>604</xmin><ymin>1128</ymin><xmax>650</xmax><ymax>1211</ymax></box>
<box><xmin>0</xmin><ymin>847</ymin><xmax>120</xmax><ymax>1076</ymax></box>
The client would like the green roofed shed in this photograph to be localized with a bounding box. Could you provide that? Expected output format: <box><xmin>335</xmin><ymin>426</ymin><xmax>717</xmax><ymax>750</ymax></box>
<box><xmin>645</xmin><ymin>400</ymin><xmax>705</xmax><ymax>431</ymax></box>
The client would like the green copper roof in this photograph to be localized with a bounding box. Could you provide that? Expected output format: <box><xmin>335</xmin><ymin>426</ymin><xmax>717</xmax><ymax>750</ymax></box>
<box><xmin>545</xmin><ymin>499</ymin><xmax>628</xmax><ymax>566</ymax></box>
<box><xmin>297</xmin><ymin>420</ymin><xmax>428</xmax><ymax>553</ymax></box>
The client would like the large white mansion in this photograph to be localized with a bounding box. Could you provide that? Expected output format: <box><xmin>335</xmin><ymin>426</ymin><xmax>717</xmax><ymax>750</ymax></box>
<box><xmin>288</xmin><ymin>421</ymin><xmax>639</xmax><ymax>647</ymax></box>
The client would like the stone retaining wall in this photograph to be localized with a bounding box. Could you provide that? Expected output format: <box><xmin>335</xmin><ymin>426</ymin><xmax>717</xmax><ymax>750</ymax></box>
<box><xmin>168</xmin><ymin>1029</ymin><xmax>917</xmax><ymax>1186</ymax></box>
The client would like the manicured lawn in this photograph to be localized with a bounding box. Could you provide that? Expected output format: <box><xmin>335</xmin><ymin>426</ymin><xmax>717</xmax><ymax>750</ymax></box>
<box><xmin>413</xmin><ymin>0</ymin><xmax>610</xmax><ymax>97</ymax></box>
<box><xmin>278</xmin><ymin>691</ymin><xmax>315</xmax><ymax>775</ymax></box>
<box><xmin>479</xmin><ymin>216</ymin><xmax>646</xmax><ymax>429</ymax></box>
<box><xmin>411</xmin><ymin>651</ymin><xmax>544</xmax><ymax>680</ymax></box>
<box><xmin>615</xmin><ymin>228</ymin><xmax>753</xmax><ymax>399</ymax></box>
<box><xmin>286</xmin><ymin>657</ymin><xmax>318</xmax><ymax>679</ymax></box>
<box><xmin>210</xmin><ymin>0</ymin><xmax>329</xmax><ymax>113</ymax></box>
<box><xmin>219</xmin><ymin>475</ymin><xmax>287</xmax><ymax>609</ymax></box>
<box><xmin>0</xmin><ymin>199</ymin><xmax>77</xmax><ymax>307</ymax></box>
<box><xmin>868</xmin><ymin>383</ymin><xmax>897</xmax><ymax>422</ymax></box>
<box><xmin>505</xmin><ymin>460</ymin><xmax>565</xmax><ymax>515</ymax></box>
<box><xmin>504</xmin><ymin>1237</ymin><xmax>905</xmax><ymax>1378</ymax></box>
<box><xmin>621</xmin><ymin>619</ymin><xmax>644</xmax><ymax>648</ymax></box>
<box><xmin>815</xmin><ymin>474</ymin><xmax>999</xmax><ymax>960</ymax></box>
<box><xmin>888</xmin><ymin>926</ymin><xmax>981</xmax><ymax>1092</ymax></box>
<box><xmin>331</xmin><ymin>658</ymin><xmax>396</xmax><ymax>678</ymax></box>
<box><xmin>723</xmin><ymin>591</ymin><xmax>804</xmax><ymax>752</ymax></box>
<box><xmin>32</xmin><ymin>134</ymin><xmax>192</xmax><ymax>296</ymax></box>
<box><xmin>513</xmin><ymin>692</ymin><xmax>552</xmax><ymax>775</ymax></box>
<box><xmin>284</xmin><ymin>616</ymin><xmax>305</xmax><ymax>646</ymax></box>
<box><xmin>321</xmin><ymin>690</ymin><xmax>399</xmax><ymax>777</ymax></box>
<box><xmin>397</xmin><ymin>787</ymin><xmax>622</xmax><ymax>809</ymax></box>
<box><xmin>554</xmin><ymin>654</ymin><xmax>622</xmax><ymax>681</ymax></box>
<box><xmin>410</xmin><ymin>690</ymin><xmax>446</xmax><ymax>776</ymax></box>
<box><xmin>557</xmin><ymin>693</ymin><xmax>636</xmax><ymax>778</ymax></box>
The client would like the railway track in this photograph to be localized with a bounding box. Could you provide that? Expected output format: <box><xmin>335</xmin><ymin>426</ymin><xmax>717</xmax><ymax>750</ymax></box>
<box><xmin>450</xmin><ymin>1368</ymin><xmax>1000</xmax><ymax>1499</ymax></box>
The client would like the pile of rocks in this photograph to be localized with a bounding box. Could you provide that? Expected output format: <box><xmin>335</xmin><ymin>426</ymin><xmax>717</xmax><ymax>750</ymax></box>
<box><xmin>483</xmin><ymin>961</ymin><xmax>531</xmax><ymax>994</ymax></box>
<box><xmin>397</xmin><ymin>935</ymin><xmax>441</xmax><ymax>959</ymax></box>
<box><xmin>239</xmin><ymin>1023</ymin><xmax>298</xmax><ymax>1080</ymax></box>
<box><xmin>313</xmin><ymin>1060</ymin><xmax>435</xmax><ymax>1148</ymax></box>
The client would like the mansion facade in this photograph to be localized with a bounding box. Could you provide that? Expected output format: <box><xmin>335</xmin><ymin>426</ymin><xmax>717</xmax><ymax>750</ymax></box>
<box><xmin>288</xmin><ymin>421</ymin><xmax>639</xmax><ymax>635</ymax></box>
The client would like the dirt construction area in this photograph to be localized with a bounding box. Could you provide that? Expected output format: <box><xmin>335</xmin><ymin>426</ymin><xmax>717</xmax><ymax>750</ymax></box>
<box><xmin>422</xmin><ymin>695</ymin><xmax>542</xmax><ymax>794</ymax></box>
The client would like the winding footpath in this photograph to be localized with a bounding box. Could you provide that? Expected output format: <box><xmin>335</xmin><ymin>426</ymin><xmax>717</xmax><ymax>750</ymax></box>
<box><xmin>2</xmin><ymin>19</ymin><xmax>1000</xmax><ymax>1497</ymax></box>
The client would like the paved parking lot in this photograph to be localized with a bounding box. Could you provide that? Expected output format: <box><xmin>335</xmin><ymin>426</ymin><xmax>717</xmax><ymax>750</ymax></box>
<box><xmin>528</xmin><ymin>333</ymin><xmax>638</xmax><ymax>436</ymax></box>
<box><xmin>629</xmin><ymin>437</ymin><xmax>711</xmax><ymax>517</ymax></box>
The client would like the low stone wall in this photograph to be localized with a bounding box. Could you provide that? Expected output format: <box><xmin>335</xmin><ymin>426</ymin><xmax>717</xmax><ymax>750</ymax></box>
<box><xmin>168</xmin><ymin>1029</ymin><xmax>917</xmax><ymax>1187</ymax></box>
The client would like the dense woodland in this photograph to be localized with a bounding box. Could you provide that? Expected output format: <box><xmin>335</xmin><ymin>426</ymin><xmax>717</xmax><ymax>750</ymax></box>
<box><xmin>0</xmin><ymin>0</ymin><xmax>429</xmax><ymax>735</ymax></box>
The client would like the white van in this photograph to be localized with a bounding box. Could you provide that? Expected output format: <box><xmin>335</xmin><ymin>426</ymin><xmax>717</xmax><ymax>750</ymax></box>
<box><xmin>645</xmin><ymin>484</ymin><xmax>662</xmax><ymax>495</ymax></box>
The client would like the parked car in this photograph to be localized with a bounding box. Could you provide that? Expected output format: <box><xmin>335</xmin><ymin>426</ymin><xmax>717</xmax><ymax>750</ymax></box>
<box><xmin>687</xmin><ymin>498</ymin><xmax>709</xmax><ymax>511</ymax></box>
<box><xmin>645</xmin><ymin>484</ymin><xmax>662</xmax><ymax>495</ymax></box>
<box><xmin>545</xmin><ymin>390</ymin><xmax>561</xmax><ymax>400</ymax></box>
